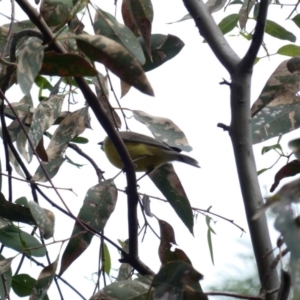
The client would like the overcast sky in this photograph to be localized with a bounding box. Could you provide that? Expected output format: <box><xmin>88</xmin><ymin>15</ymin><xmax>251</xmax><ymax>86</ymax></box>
<box><xmin>1</xmin><ymin>1</ymin><xmax>299</xmax><ymax>299</ymax></box>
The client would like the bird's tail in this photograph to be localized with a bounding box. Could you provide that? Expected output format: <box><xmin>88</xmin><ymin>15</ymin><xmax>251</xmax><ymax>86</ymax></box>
<box><xmin>176</xmin><ymin>153</ymin><xmax>200</xmax><ymax>168</ymax></box>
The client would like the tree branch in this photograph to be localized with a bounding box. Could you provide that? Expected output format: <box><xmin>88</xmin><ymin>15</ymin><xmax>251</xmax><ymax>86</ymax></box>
<box><xmin>182</xmin><ymin>0</ymin><xmax>240</xmax><ymax>73</ymax></box>
<box><xmin>15</xmin><ymin>0</ymin><xmax>143</xmax><ymax>273</ymax></box>
<box><xmin>241</xmin><ymin>0</ymin><xmax>269</xmax><ymax>71</ymax></box>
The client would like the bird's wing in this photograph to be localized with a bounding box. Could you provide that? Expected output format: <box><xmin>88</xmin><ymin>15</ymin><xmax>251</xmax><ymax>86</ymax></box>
<box><xmin>119</xmin><ymin>131</ymin><xmax>174</xmax><ymax>151</ymax></box>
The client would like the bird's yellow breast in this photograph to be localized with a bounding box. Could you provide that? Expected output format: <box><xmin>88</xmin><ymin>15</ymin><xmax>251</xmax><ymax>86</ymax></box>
<box><xmin>103</xmin><ymin>138</ymin><xmax>173</xmax><ymax>172</ymax></box>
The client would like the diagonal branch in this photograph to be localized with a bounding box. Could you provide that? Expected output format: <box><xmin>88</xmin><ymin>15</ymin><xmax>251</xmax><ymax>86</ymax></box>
<box><xmin>182</xmin><ymin>0</ymin><xmax>240</xmax><ymax>73</ymax></box>
<box><xmin>15</xmin><ymin>0</ymin><xmax>143</xmax><ymax>273</ymax></box>
<box><xmin>241</xmin><ymin>0</ymin><xmax>269</xmax><ymax>71</ymax></box>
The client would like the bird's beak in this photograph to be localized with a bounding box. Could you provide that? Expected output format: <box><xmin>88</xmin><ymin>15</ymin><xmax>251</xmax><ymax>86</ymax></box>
<box><xmin>98</xmin><ymin>141</ymin><xmax>104</xmax><ymax>151</ymax></box>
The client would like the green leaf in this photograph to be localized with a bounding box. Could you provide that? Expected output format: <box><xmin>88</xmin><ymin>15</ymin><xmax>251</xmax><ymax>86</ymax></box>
<box><xmin>261</xmin><ymin>144</ymin><xmax>282</xmax><ymax>155</ymax></box>
<box><xmin>218</xmin><ymin>14</ymin><xmax>239</xmax><ymax>35</ymax></box>
<box><xmin>12</xmin><ymin>274</ymin><xmax>49</xmax><ymax>299</ymax></box>
<box><xmin>0</xmin><ymin>225</ymin><xmax>46</xmax><ymax>257</ymax></box>
<box><xmin>292</xmin><ymin>14</ymin><xmax>300</xmax><ymax>29</ymax></box>
<box><xmin>132</xmin><ymin>110</ymin><xmax>192</xmax><ymax>151</ymax></box>
<box><xmin>70</xmin><ymin>136</ymin><xmax>89</xmax><ymax>144</ymax></box>
<box><xmin>59</xmin><ymin>179</ymin><xmax>118</xmax><ymax>275</ymax></box>
<box><xmin>257</xmin><ymin>168</ymin><xmax>269</xmax><ymax>176</ymax></box>
<box><xmin>206</xmin><ymin>216</ymin><xmax>215</xmax><ymax>265</ymax></box>
<box><xmin>167</xmin><ymin>13</ymin><xmax>192</xmax><ymax>24</ymax></box>
<box><xmin>75</xmin><ymin>34</ymin><xmax>154</xmax><ymax>96</ymax></box>
<box><xmin>101</xmin><ymin>243</ymin><xmax>111</xmax><ymax>275</ymax></box>
<box><xmin>277</xmin><ymin>44</ymin><xmax>300</xmax><ymax>57</ymax></box>
<box><xmin>65</xmin><ymin>155</ymin><xmax>84</xmax><ymax>168</ymax></box>
<box><xmin>148</xmin><ymin>163</ymin><xmax>194</xmax><ymax>234</ymax></box>
<box><xmin>35</xmin><ymin>75</ymin><xmax>53</xmax><ymax>91</ymax></box>
<box><xmin>265</xmin><ymin>20</ymin><xmax>296</xmax><ymax>42</ymax></box>
<box><xmin>138</xmin><ymin>34</ymin><xmax>185</xmax><ymax>72</ymax></box>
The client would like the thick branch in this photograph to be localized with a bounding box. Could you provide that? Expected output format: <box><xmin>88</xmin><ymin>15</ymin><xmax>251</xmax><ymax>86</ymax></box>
<box><xmin>15</xmin><ymin>0</ymin><xmax>142</xmax><ymax>272</ymax></box>
<box><xmin>241</xmin><ymin>0</ymin><xmax>269</xmax><ymax>71</ymax></box>
<box><xmin>182</xmin><ymin>0</ymin><xmax>240</xmax><ymax>73</ymax></box>
<box><xmin>229</xmin><ymin>73</ymin><xmax>279</xmax><ymax>298</ymax></box>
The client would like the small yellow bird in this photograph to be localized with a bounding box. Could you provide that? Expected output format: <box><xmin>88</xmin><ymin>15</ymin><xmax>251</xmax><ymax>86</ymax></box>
<box><xmin>100</xmin><ymin>131</ymin><xmax>200</xmax><ymax>172</ymax></box>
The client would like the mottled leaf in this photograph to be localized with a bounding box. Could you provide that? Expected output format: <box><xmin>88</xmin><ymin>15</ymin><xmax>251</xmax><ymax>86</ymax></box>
<box><xmin>265</xmin><ymin>20</ymin><xmax>296</xmax><ymax>42</ymax></box>
<box><xmin>75</xmin><ymin>34</ymin><xmax>154</xmax><ymax>96</ymax></box>
<box><xmin>270</xmin><ymin>160</ymin><xmax>300</xmax><ymax>193</ymax></box>
<box><xmin>0</xmin><ymin>224</ymin><xmax>46</xmax><ymax>257</ymax></box>
<box><xmin>17</xmin><ymin>38</ymin><xmax>45</xmax><ymax>95</ymax></box>
<box><xmin>32</xmin><ymin>156</ymin><xmax>65</xmax><ymax>182</ymax></box>
<box><xmin>148</xmin><ymin>163</ymin><xmax>194</xmax><ymax>234</ymax></box>
<box><xmin>128</xmin><ymin>0</ymin><xmax>153</xmax><ymax>59</ymax></box>
<box><xmin>0</xmin><ymin>255</ymin><xmax>12</xmax><ymax>300</ymax></box>
<box><xmin>116</xmin><ymin>240</ymin><xmax>132</xmax><ymax>282</ymax></box>
<box><xmin>0</xmin><ymin>20</ymin><xmax>34</xmax><ymax>56</ymax></box>
<box><xmin>157</xmin><ymin>218</ymin><xmax>193</xmax><ymax>266</ymax></box>
<box><xmin>59</xmin><ymin>179</ymin><xmax>118</xmax><ymax>275</ymax></box>
<box><xmin>239</xmin><ymin>0</ymin><xmax>255</xmax><ymax>29</ymax></box>
<box><xmin>40</xmin><ymin>52</ymin><xmax>97</xmax><ymax>76</ymax></box>
<box><xmin>133</xmin><ymin>110</ymin><xmax>192</xmax><ymax>151</ymax></box>
<box><xmin>138</xmin><ymin>34</ymin><xmax>184</xmax><ymax>72</ymax></box>
<box><xmin>277</xmin><ymin>45</ymin><xmax>300</xmax><ymax>57</ymax></box>
<box><xmin>40</xmin><ymin>0</ymin><xmax>73</xmax><ymax>27</ymax></box>
<box><xmin>93</xmin><ymin>77</ymin><xmax>121</xmax><ymax>128</ymax></box>
<box><xmin>206</xmin><ymin>0</ymin><xmax>227</xmax><ymax>13</ymax></box>
<box><xmin>251</xmin><ymin>60</ymin><xmax>300</xmax><ymax>144</ymax></box>
<box><xmin>218</xmin><ymin>14</ymin><xmax>239</xmax><ymax>35</ymax></box>
<box><xmin>28</xmin><ymin>95</ymin><xmax>65</xmax><ymax>162</ymax></box>
<box><xmin>94</xmin><ymin>8</ymin><xmax>145</xmax><ymax>64</ymax></box>
<box><xmin>152</xmin><ymin>261</ymin><xmax>203</xmax><ymax>300</ymax></box>
<box><xmin>29</xmin><ymin>256</ymin><xmax>58</xmax><ymax>300</ymax></box>
<box><xmin>287</xmin><ymin>56</ymin><xmax>300</xmax><ymax>73</ymax></box>
<box><xmin>46</xmin><ymin>106</ymin><xmax>90</xmax><ymax>161</ymax></box>
<box><xmin>251</xmin><ymin>60</ymin><xmax>299</xmax><ymax>116</ymax></box>
<box><xmin>121</xmin><ymin>0</ymin><xmax>139</xmax><ymax>34</ymax></box>
<box><xmin>4</xmin><ymin>94</ymin><xmax>34</xmax><ymax>120</ymax></box>
<box><xmin>289</xmin><ymin>138</ymin><xmax>300</xmax><ymax>160</ymax></box>
<box><xmin>28</xmin><ymin>201</ymin><xmax>55</xmax><ymax>239</ymax></box>
<box><xmin>90</xmin><ymin>277</ymin><xmax>151</xmax><ymax>300</ymax></box>
<box><xmin>142</xmin><ymin>194</ymin><xmax>152</xmax><ymax>217</ymax></box>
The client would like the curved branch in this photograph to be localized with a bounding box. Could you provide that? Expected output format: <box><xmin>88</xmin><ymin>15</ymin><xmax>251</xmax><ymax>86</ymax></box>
<box><xmin>182</xmin><ymin>0</ymin><xmax>240</xmax><ymax>73</ymax></box>
<box><xmin>241</xmin><ymin>0</ymin><xmax>269</xmax><ymax>71</ymax></box>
